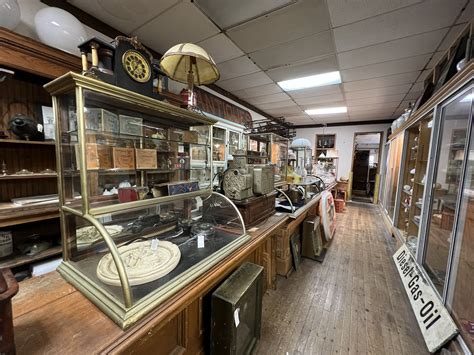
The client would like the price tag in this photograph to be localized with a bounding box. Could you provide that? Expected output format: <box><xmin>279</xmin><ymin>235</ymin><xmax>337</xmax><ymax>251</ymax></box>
<box><xmin>197</xmin><ymin>234</ymin><xmax>205</xmax><ymax>248</ymax></box>
<box><xmin>234</xmin><ymin>308</ymin><xmax>240</xmax><ymax>327</ymax></box>
<box><xmin>151</xmin><ymin>238</ymin><xmax>159</xmax><ymax>251</ymax></box>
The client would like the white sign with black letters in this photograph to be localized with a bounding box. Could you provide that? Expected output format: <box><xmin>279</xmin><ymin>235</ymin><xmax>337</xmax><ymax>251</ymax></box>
<box><xmin>393</xmin><ymin>244</ymin><xmax>458</xmax><ymax>353</ymax></box>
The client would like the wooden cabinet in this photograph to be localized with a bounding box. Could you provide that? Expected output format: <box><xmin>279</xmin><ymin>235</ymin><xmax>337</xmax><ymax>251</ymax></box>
<box><xmin>0</xmin><ymin>28</ymin><xmax>80</xmax><ymax>275</ymax></box>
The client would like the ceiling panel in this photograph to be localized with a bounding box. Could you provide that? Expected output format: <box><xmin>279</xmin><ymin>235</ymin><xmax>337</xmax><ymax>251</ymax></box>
<box><xmin>217</xmin><ymin>56</ymin><xmax>261</xmax><ymax>81</ymax></box>
<box><xmin>69</xmin><ymin>0</ymin><xmax>179</xmax><ymax>33</ymax></box>
<box><xmin>287</xmin><ymin>83</ymin><xmax>343</xmax><ymax>99</ymax></box>
<box><xmin>217</xmin><ymin>71</ymin><xmax>273</xmax><ymax>91</ymax></box>
<box><xmin>245</xmin><ymin>92</ymin><xmax>292</xmax><ymax>105</ymax></box>
<box><xmin>338</xmin><ymin>28</ymin><xmax>447</xmax><ymax>69</ymax></box>
<box><xmin>333</xmin><ymin>0</ymin><xmax>465</xmax><ymax>52</ymax></box>
<box><xmin>349</xmin><ymin>115</ymin><xmax>393</xmax><ymax>121</ymax></box>
<box><xmin>345</xmin><ymin>84</ymin><xmax>411</xmax><ymax>100</ymax></box>
<box><xmin>327</xmin><ymin>0</ymin><xmax>422</xmax><ymax>27</ymax></box>
<box><xmin>264</xmin><ymin>105</ymin><xmax>303</xmax><ymax>116</ymax></box>
<box><xmin>348</xmin><ymin>103</ymin><xmax>400</xmax><ymax>113</ymax></box>
<box><xmin>266</xmin><ymin>55</ymin><xmax>339</xmax><ymax>82</ymax></box>
<box><xmin>341</xmin><ymin>54</ymin><xmax>431</xmax><ymax>82</ymax></box>
<box><xmin>343</xmin><ymin>72</ymin><xmax>420</xmax><ymax>91</ymax></box>
<box><xmin>197</xmin><ymin>34</ymin><xmax>244</xmax><ymax>64</ymax></box>
<box><xmin>133</xmin><ymin>1</ymin><xmax>220</xmax><ymax>54</ymax></box>
<box><xmin>232</xmin><ymin>83</ymin><xmax>283</xmax><ymax>99</ymax></box>
<box><xmin>193</xmin><ymin>0</ymin><xmax>295</xmax><ymax>29</ymax></box>
<box><xmin>405</xmin><ymin>90</ymin><xmax>423</xmax><ymax>100</ymax></box>
<box><xmin>286</xmin><ymin>117</ymin><xmax>315</xmax><ymax>124</ymax></box>
<box><xmin>294</xmin><ymin>93</ymin><xmax>345</xmax><ymax>106</ymax></box>
<box><xmin>256</xmin><ymin>100</ymin><xmax>297</xmax><ymax>110</ymax></box>
<box><xmin>227</xmin><ymin>0</ymin><xmax>330</xmax><ymax>53</ymax></box>
<box><xmin>311</xmin><ymin>115</ymin><xmax>351</xmax><ymax>124</ymax></box>
<box><xmin>249</xmin><ymin>31</ymin><xmax>335</xmax><ymax>70</ymax></box>
<box><xmin>426</xmin><ymin>51</ymin><xmax>444</xmax><ymax>69</ymax></box>
<box><xmin>416</xmin><ymin>69</ymin><xmax>431</xmax><ymax>82</ymax></box>
<box><xmin>438</xmin><ymin>24</ymin><xmax>466</xmax><ymax>51</ymax></box>
<box><xmin>346</xmin><ymin>93</ymin><xmax>406</xmax><ymax>106</ymax></box>
<box><xmin>457</xmin><ymin>0</ymin><xmax>474</xmax><ymax>24</ymax></box>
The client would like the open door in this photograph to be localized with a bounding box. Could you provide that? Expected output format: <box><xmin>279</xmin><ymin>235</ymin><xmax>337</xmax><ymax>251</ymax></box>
<box><xmin>349</xmin><ymin>132</ymin><xmax>383</xmax><ymax>203</ymax></box>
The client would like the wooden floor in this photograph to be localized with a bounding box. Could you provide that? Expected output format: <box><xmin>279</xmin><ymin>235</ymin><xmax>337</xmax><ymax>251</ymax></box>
<box><xmin>254</xmin><ymin>202</ymin><xmax>428</xmax><ymax>355</ymax></box>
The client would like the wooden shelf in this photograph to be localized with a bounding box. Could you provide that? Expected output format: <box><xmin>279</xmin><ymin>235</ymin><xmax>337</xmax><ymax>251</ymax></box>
<box><xmin>0</xmin><ymin>173</ymin><xmax>57</xmax><ymax>180</ymax></box>
<box><xmin>0</xmin><ymin>202</ymin><xmax>59</xmax><ymax>228</ymax></box>
<box><xmin>0</xmin><ymin>246</ymin><xmax>62</xmax><ymax>269</ymax></box>
<box><xmin>0</xmin><ymin>139</ymin><xmax>55</xmax><ymax>146</ymax></box>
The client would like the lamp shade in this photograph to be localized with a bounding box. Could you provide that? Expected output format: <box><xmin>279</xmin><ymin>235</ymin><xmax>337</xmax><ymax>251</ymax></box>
<box><xmin>160</xmin><ymin>43</ymin><xmax>220</xmax><ymax>85</ymax></box>
<box><xmin>290</xmin><ymin>138</ymin><xmax>312</xmax><ymax>149</ymax></box>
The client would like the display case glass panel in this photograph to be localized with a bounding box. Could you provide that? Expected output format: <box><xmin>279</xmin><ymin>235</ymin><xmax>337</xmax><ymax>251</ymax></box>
<box><xmin>213</xmin><ymin>126</ymin><xmax>226</xmax><ymax>162</ymax></box>
<box><xmin>382</xmin><ymin>135</ymin><xmax>404</xmax><ymax>220</ymax></box>
<box><xmin>247</xmin><ymin>133</ymin><xmax>289</xmax><ymax>183</ymax></box>
<box><xmin>450</xmin><ymin>119</ymin><xmax>474</xmax><ymax>351</ymax></box>
<box><xmin>422</xmin><ymin>89</ymin><xmax>472</xmax><ymax>295</ymax></box>
<box><xmin>228</xmin><ymin>130</ymin><xmax>240</xmax><ymax>157</ymax></box>
<box><xmin>45</xmin><ymin>73</ymin><xmax>249</xmax><ymax>328</ymax></box>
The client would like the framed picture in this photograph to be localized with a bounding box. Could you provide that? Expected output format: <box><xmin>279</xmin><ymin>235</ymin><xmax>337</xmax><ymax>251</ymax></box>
<box><xmin>119</xmin><ymin>115</ymin><xmax>143</xmax><ymax>136</ymax></box>
<box><xmin>290</xmin><ymin>232</ymin><xmax>302</xmax><ymax>270</ymax></box>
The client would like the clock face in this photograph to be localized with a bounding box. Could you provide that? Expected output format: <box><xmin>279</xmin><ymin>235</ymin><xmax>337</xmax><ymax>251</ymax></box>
<box><xmin>122</xmin><ymin>50</ymin><xmax>151</xmax><ymax>83</ymax></box>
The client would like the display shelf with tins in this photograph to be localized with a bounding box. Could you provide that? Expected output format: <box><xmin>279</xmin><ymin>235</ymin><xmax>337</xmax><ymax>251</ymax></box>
<box><xmin>44</xmin><ymin>72</ymin><xmax>250</xmax><ymax>328</ymax></box>
<box><xmin>246</xmin><ymin>132</ymin><xmax>289</xmax><ymax>185</ymax></box>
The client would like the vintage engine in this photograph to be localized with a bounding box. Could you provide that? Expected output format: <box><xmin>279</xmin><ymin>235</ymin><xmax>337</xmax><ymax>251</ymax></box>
<box><xmin>223</xmin><ymin>149</ymin><xmax>274</xmax><ymax>200</ymax></box>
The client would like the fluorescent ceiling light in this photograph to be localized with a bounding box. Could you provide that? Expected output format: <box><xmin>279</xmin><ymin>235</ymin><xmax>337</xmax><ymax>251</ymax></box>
<box><xmin>277</xmin><ymin>71</ymin><xmax>341</xmax><ymax>91</ymax></box>
<box><xmin>305</xmin><ymin>106</ymin><xmax>347</xmax><ymax>115</ymax></box>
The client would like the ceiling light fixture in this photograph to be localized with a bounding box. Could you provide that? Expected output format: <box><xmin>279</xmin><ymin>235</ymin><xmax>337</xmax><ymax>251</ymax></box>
<box><xmin>277</xmin><ymin>71</ymin><xmax>341</xmax><ymax>91</ymax></box>
<box><xmin>305</xmin><ymin>106</ymin><xmax>347</xmax><ymax>115</ymax></box>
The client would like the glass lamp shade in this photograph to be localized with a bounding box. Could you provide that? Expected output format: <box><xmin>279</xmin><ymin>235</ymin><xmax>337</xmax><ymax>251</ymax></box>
<box><xmin>160</xmin><ymin>43</ymin><xmax>220</xmax><ymax>85</ymax></box>
<box><xmin>34</xmin><ymin>7</ymin><xmax>87</xmax><ymax>55</ymax></box>
<box><xmin>290</xmin><ymin>138</ymin><xmax>312</xmax><ymax>149</ymax></box>
<box><xmin>0</xmin><ymin>0</ymin><xmax>20</xmax><ymax>30</ymax></box>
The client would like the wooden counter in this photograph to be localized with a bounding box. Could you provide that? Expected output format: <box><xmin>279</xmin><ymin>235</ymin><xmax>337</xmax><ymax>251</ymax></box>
<box><xmin>12</xmin><ymin>186</ymin><xmax>334</xmax><ymax>354</ymax></box>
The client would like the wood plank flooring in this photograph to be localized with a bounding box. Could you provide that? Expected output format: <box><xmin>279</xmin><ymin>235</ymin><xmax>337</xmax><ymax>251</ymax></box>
<box><xmin>254</xmin><ymin>202</ymin><xmax>429</xmax><ymax>355</ymax></box>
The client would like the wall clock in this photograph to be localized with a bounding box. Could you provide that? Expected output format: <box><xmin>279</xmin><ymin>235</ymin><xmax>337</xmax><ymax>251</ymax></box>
<box><xmin>122</xmin><ymin>49</ymin><xmax>151</xmax><ymax>83</ymax></box>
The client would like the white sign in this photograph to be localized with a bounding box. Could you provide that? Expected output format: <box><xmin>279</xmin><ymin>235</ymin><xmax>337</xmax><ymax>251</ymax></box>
<box><xmin>41</xmin><ymin>106</ymin><xmax>55</xmax><ymax>141</ymax></box>
<box><xmin>393</xmin><ymin>244</ymin><xmax>458</xmax><ymax>353</ymax></box>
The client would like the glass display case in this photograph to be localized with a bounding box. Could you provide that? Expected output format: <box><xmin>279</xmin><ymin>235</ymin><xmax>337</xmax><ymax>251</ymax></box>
<box><xmin>45</xmin><ymin>72</ymin><xmax>249</xmax><ymax>328</ymax></box>
<box><xmin>382</xmin><ymin>134</ymin><xmax>404</xmax><ymax>221</ymax></box>
<box><xmin>247</xmin><ymin>133</ymin><xmax>289</xmax><ymax>184</ymax></box>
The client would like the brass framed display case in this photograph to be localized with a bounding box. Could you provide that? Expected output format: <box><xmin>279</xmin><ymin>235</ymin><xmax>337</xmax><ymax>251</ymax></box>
<box><xmin>44</xmin><ymin>72</ymin><xmax>250</xmax><ymax>328</ymax></box>
<box><xmin>247</xmin><ymin>133</ymin><xmax>289</xmax><ymax>185</ymax></box>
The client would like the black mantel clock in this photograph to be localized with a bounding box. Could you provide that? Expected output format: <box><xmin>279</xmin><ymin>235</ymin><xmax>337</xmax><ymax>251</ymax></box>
<box><xmin>78</xmin><ymin>36</ymin><xmax>161</xmax><ymax>98</ymax></box>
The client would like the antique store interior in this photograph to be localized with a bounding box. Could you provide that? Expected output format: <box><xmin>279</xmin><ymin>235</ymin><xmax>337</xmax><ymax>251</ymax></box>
<box><xmin>0</xmin><ymin>0</ymin><xmax>473</xmax><ymax>354</ymax></box>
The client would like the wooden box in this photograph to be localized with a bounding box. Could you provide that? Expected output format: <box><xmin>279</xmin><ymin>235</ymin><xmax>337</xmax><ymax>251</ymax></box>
<box><xmin>113</xmin><ymin>147</ymin><xmax>135</xmax><ymax>170</ymax></box>
<box><xmin>135</xmin><ymin>148</ymin><xmax>157</xmax><ymax>169</ymax></box>
<box><xmin>233</xmin><ymin>193</ymin><xmax>276</xmax><ymax>228</ymax></box>
<box><xmin>96</xmin><ymin>145</ymin><xmax>113</xmax><ymax>169</ymax></box>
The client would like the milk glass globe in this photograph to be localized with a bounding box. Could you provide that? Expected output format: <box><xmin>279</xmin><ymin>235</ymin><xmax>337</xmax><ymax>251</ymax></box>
<box><xmin>34</xmin><ymin>7</ymin><xmax>87</xmax><ymax>55</ymax></box>
<box><xmin>0</xmin><ymin>0</ymin><xmax>21</xmax><ymax>30</ymax></box>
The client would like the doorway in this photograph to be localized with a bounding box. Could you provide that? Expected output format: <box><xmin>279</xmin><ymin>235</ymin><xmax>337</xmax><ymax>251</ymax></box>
<box><xmin>350</xmin><ymin>132</ymin><xmax>383</xmax><ymax>203</ymax></box>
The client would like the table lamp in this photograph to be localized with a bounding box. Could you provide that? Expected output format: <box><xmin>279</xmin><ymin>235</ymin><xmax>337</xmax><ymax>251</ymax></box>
<box><xmin>160</xmin><ymin>43</ymin><xmax>220</xmax><ymax>109</ymax></box>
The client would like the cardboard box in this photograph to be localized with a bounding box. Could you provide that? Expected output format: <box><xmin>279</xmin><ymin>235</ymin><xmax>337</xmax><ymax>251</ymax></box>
<box><xmin>135</xmin><ymin>148</ymin><xmax>157</xmax><ymax>169</ymax></box>
<box><xmin>75</xmin><ymin>143</ymin><xmax>99</xmax><ymax>170</ymax></box>
<box><xmin>96</xmin><ymin>145</ymin><xmax>113</xmax><ymax>169</ymax></box>
<box><xmin>113</xmin><ymin>147</ymin><xmax>135</xmax><ymax>170</ymax></box>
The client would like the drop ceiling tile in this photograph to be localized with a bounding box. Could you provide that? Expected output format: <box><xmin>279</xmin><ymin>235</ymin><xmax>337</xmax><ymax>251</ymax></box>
<box><xmin>287</xmin><ymin>117</ymin><xmax>315</xmax><ymax>124</ymax></box>
<box><xmin>416</xmin><ymin>69</ymin><xmax>432</xmax><ymax>82</ymax></box>
<box><xmin>227</xmin><ymin>0</ymin><xmax>330</xmax><ymax>53</ymax></box>
<box><xmin>457</xmin><ymin>0</ymin><xmax>474</xmax><ymax>24</ymax></box>
<box><xmin>346</xmin><ymin>93</ymin><xmax>406</xmax><ymax>106</ymax></box>
<box><xmin>294</xmin><ymin>93</ymin><xmax>345</xmax><ymax>106</ymax></box>
<box><xmin>338</xmin><ymin>29</ymin><xmax>447</xmax><ymax>69</ymax></box>
<box><xmin>133</xmin><ymin>1</ymin><xmax>220</xmax><ymax>54</ymax></box>
<box><xmin>348</xmin><ymin>103</ymin><xmax>400</xmax><ymax>113</ymax></box>
<box><xmin>438</xmin><ymin>24</ymin><xmax>466</xmax><ymax>51</ymax></box>
<box><xmin>194</xmin><ymin>0</ymin><xmax>296</xmax><ymax>29</ymax></box>
<box><xmin>69</xmin><ymin>0</ymin><xmax>179</xmax><ymax>33</ymax></box>
<box><xmin>350</xmin><ymin>116</ymin><xmax>394</xmax><ymax>122</ymax></box>
<box><xmin>343</xmin><ymin>72</ymin><xmax>419</xmax><ymax>91</ymax></box>
<box><xmin>257</xmin><ymin>100</ymin><xmax>297</xmax><ymax>110</ymax></box>
<box><xmin>197</xmin><ymin>34</ymin><xmax>244</xmax><ymax>64</ymax></box>
<box><xmin>217</xmin><ymin>56</ymin><xmax>261</xmax><ymax>81</ymax></box>
<box><xmin>249</xmin><ymin>31</ymin><xmax>335</xmax><ymax>70</ymax></box>
<box><xmin>333</xmin><ymin>0</ymin><xmax>465</xmax><ymax>52</ymax></box>
<box><xmin>405</xmin><ymin>91</ymin><xmax>423</xmax><ymax>101</ymax></box>
<box><xmin>288</xmin><ymin>84</ymin><xmax>343</xmax><ymax>99</ymax></box>
<box><xmin>266</xmin><ymin>55</ymin><xmax>339</xmax><ymax>82</ymax></box>
<box><xmin>246</xmin><ymin>92</ymin><xmax>292</xmax><ymax>105</ymax></box>
<box><xmin>217</xmin><ymin>71</ymin><xmax>273</xmax><ymax>91</ymax></box>
<box><xmin>312</xmin><ymin>115</ymin><xmax>351</xmax><ymax>124</ymax></box>
<box><xmin>409</xmin><ymin>82</ymin><xmax>425</xmax><ymax>92</ymax></box>
<box><xmin>264</xmin><ymin>105</ymin><xmax>303</xmax><ymax>116</ymax></box>
<box><xmin>426</xmin><ymin>51</ymin><xmax>444</xmax><ymax>69</ymax></box>
<box><xmin>232</xmin><ymin>83</ymin><xmax>283</xmax><ymax>99</ymax></box>
<box><xmin>341</xmin><ymin>54</ymin><xmax>431</xmax><ymax>82</ymax></box>
<box><xmin>345</xmin><ymin>84</ymin><xmax>411</xmax><ymax>100</ymax></box>
<box><xmin>327</xmin><ymin>0</ymin><xmax>422</xmax><ymax>27</ymax></box>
